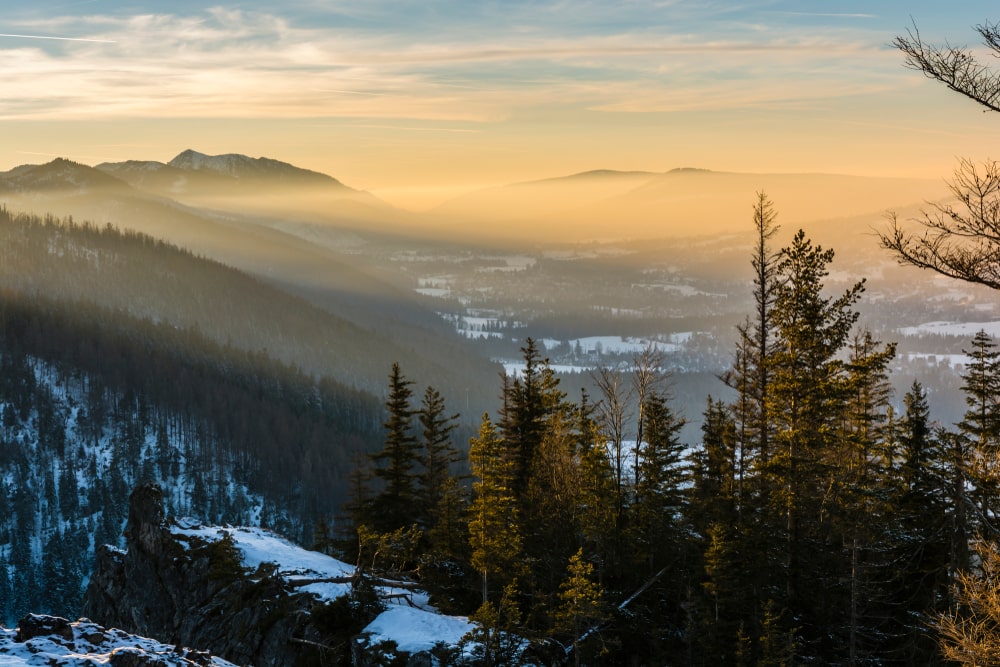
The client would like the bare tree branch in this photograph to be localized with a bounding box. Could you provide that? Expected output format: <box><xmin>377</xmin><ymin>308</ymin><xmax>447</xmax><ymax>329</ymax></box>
<box><xmin>879</xmin><ymin>159</ymin><xmax>1000</xmax><ymax>290</ymax></box>
<box><xmin>893</xmin><ymin>21</ymin><xmax>1000</xmax><ymax>113</ymax></box>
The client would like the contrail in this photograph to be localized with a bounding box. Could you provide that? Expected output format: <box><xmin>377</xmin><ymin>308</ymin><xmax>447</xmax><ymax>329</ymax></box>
<box><xmin>0</xmin><ymin>33</ymin><xmax>116</xmax><ymax>44</ymax></box>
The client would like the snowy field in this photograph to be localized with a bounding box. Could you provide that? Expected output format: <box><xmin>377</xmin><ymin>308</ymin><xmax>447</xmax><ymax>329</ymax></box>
<box><xmin>898</xmin><ymin>320</ymin><xmax>1000</xmax><ymax>338</ymax></box>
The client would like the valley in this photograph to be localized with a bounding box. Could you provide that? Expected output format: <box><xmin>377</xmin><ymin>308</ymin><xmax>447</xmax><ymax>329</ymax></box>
<box><xmin>0</xmin><ymin>149</ymin><xmax>996</xmax><ymax>663</ymax></box>
<box><xmin>0</xmin><ymin>149</ymin><xmax>991</xmax><ymax>431</ymax></box>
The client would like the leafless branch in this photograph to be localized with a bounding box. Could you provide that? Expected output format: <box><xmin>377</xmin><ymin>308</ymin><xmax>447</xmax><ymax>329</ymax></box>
<box><xmin>893</xmin><ymin>21</ymin><xmax>1000</xmax><ymax>113</ymax></box>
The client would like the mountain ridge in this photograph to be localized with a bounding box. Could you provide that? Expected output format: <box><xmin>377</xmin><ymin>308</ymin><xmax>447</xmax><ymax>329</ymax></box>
<box><xmin>426</xmin><ymin>167</ymin><xmax>949</xmax><ymax>242</ymax></box>
<box><xmin>0</xmin><ymin>158</ymin><xmax>131</xmax><ymax>194</ymax></box>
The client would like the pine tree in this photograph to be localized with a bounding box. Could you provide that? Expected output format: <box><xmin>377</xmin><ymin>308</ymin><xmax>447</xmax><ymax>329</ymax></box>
<box><xmin>697</xmin><ymin>521</ymin><xmax>747</xmax><ymax>664</ymax></box>
<box><xmin>461</xmin><ymin>581</ymin><xmax>526</xmax><ymax>667</ymax></box>
<box><xmin>722</xmin><ymin>192</ymin><xmax>781</xmax><ymax>482</ymax></box>
<box><xmin>501</xmin><ymin>338</ymin><xmax>566</xmax><ymax>500</ymax></box>
<box><xmin>766</xmin><ymin>229</ymin><xmax>866</xmax><ymax>656</ymax></box>
<box><xmin>573</xmin><ymin>394</ymin><xmax>616</xmax><ymax>569</ymax></box>
<box><xmin>468</xmin><ymin>413</ymin><xmax>521</xmax><ymax>603</ymax></box>
<box><xmin>884</xmin><ymin>381</ymin><xmax>952</xmax><ymax>664</ymax></box>
<box><xmin>690</xmin><ymin>397</ymin><xmax>737</xmax><ymax>532</ymax></box>
<box><xmin>416</xmin><ymin>385</ymin><xmax>461</xmax><ymax>531</ymax></box>
<box><xmin>554</xmin><ymin>548</ymin><xmax>607</xmax><ymax>667</ymax></box>
<box><xmin>370</xmin><ymin>362</ymin><xmax>419</xmax><ymax>531</ymax></box>
<box><xmin>959</xmin><ymin>329</ymin><xmax>1000</xmax><ymax>529</ymax></box>
<box><xmin>631</xmin><ymin>391</ymin><xmax>687</xmax><ymax>574</ymax></box>
<box><xmin>690</xmin><ymin>399</ymin><xmax>748</xmax><ymax>664</ymax></box>
<box><xmin>836</xmin><ymin>330</ymin><xmax>897</xmax><ymax>664</ymax></box>
<box><xmin>523</xmin><ymin>402</ymin><xmax>588</xmax><ymax>596</ymax></box>
<box><xmin>623</xmin><ymin>390</ymin><xmax>691</xmax><ymax>660</ymax></box>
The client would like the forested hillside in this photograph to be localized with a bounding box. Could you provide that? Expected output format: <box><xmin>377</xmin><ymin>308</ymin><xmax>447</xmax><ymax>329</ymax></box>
<box><xmin>0</xmin><ymin>166</ymin><xmax>501</xmax><ymax>407</ymax></box>
<box><xmin>0</xmin><ymin>222</ymin><xmax>387</xmax><ymax>625</ymax></box>
<box><xmin>0</xmin><ymin>206</ymin><xmax>480</xmax><ymax>396</ymax></box>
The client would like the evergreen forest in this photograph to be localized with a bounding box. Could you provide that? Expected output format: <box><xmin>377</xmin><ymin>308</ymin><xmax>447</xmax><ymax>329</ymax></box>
<box><xmin>0</xmin><ymin>208</ymin><xmax>383</xmax><ymax>624</ymax></box>
<box><xmin>338</xmin><ymin>195</ymin><xmax>1000</xmax><ymax>665</ymax></box>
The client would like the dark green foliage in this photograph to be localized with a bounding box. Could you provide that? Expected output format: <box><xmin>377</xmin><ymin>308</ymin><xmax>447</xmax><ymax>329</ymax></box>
<box><xmin>959</xmin><ymin>329</ymin><xmax>1000</xmax><ymax>528</ymax></box>
<box><xmin>416</xmin><ymin>386</ymin><xmax>462</xmax><ymax>532</ymax></box>
<box><xmin>630</xmin><ymin>392</ymin><xmax>687</xmax><ymax>574</ymax></box>
<box><xmin>369</xmin><ymin>363</ymin><xmax>420</xmax><ymax>531</ymax></box>
<box><xmin>200</xmin><ymin>532</ymin><xmax>247</xmax><ymax>584</ymax></box>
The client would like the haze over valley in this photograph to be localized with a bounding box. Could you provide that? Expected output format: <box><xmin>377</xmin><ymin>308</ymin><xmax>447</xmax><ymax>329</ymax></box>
<box><xmin>0</xmin><ymin>148</ymin><xmax>987</xmax><ymax>436</ymax></box>
<box><xmin>7</xmin><ymin>1</ymin><xmax>1000</xmax><ymax>663</ymax></box>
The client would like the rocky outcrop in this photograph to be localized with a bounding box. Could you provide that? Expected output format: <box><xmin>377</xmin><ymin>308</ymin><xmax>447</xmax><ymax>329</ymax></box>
<box><xmin>82</xmin><ymin>483</ymin><xmax>342</xmax><ymax>666</ymax></box>
<box><xmin>1</xmin><ymin>613</ymin><xmax>234</xmax><ymax>665</ymax></box>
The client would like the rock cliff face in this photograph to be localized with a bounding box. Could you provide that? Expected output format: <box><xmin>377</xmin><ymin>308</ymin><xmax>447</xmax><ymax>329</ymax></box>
<box><xmin>82</xmin><ymin>483</ymin><xmax>340</xmax><ymax>666</ymax></box>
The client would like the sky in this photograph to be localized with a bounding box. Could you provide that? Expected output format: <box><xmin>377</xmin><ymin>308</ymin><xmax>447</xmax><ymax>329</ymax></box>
<box><xmin>2</xmin><ymin>0</ymin><xmax>998</xmax><ymax>209</ymax></box>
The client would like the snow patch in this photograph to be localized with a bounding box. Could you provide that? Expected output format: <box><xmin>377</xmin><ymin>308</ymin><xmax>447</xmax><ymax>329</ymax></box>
<box><xmin>898</xmin><ymin>321</ymin><xmax>1000</xmax><ymax>338</ymax></box>
<box><xmin>364</xmin><ymin>607</ymin><xmax>474</xmax><ymax>654</ymax></box>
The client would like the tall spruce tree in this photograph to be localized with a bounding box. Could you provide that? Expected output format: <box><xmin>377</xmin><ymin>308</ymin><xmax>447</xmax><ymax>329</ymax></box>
<box><xmin>625</xmin><ymin>390</ymin><xmax>691</xmax><ymax>659</ymax></box>
<box><xmin>766</xmin><ymin>228</ymin><xmax>866</xmax><ymax>658</ymax></box>
<box><xmin>838</xmin><ymin>330</ymin><xmax>897</xmax><ymax>664</ymax></box>
<box><xmin>959</xmin><ymin>329</ymin><xmax>1000</xmax><ymax>530</ymax></box>
<box><xmin>722</xmin><ymin>192</ymin><xmax>782</xmax><ymax>481</ymax></box>
<box><xmin>416</xmin><ymin>385</ymin><xmax>461</xmax><ymax>531</ymax></box>
<box><xmin>370</xmin><ymin>362</ymin><xmax>420</xmax><ymax>531</ymax></box>
<box><xmin>501</xmin><ymin>338</ymin><xmax>549</xmax><ymax>498</ymax></box>
<box><xmin>631</xmin><ymin>391</ymin><xmax>687</xmax><ymax>575</ymax></box>
<box><xmin>884</xmin><ymin>381</ymin><xmax>952</xmax><ymax>664</ymax></box>
<box><xmin>468</xmin><ymin>412</ymin><xmax>521</xmax><ymax>603</ymax></box>
<box><xmin>554</xmin><ymin>548</ymin><xmax>607</xmax><ymax>667</ymax></box>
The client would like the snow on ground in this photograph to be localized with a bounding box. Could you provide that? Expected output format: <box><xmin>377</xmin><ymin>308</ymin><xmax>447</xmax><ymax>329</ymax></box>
<box><xmin>365</xmin><ymin>607</ymin><xmax>474</xmax><ymax>654</ymax></box>
<box><xmin>169</xmin><ymin>521</ymin><xmax>472</xmax><ymax>652</ymax></box>
<box><xmin>416</xmin><ymin>287</ymin><xmax>451</xmax><ymax>298</ymax></box>
<box><xmin>569</xmin><ymin>336</ymin><xmax>681</xmax><ymax>355</ymax></box>
<box><xmin>898</xmin><ymin>320</ymin><xmax>1000</xmax><ymax>338</ymax></box>
<box><xmin>502</xmin><ymin>362</ymin><xmax>592</xmax><ymax>376</ymax></box>
<box><xmin>474</xmin><ymin>256</ymin><xmax>536</xmax><ymax>272</ymax></box>
<box><xmin>0</xmin><ymin>618</ymin><xmax>236</xmax><ymax>666</ymax></box>
<box><xmin>903</xmin><ymin>353</ymin><xmax>973</xmax><ymax>368</ymax></box>
<box><xmin>172</xmin><ymin>523</ymin><xmax>355</xmax><ymax>600</ymax></box>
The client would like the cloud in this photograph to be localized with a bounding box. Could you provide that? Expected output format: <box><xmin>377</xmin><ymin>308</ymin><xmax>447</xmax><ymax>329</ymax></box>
<box><xmin>774</xmin><ymin>12</ymin><xmax>876</xmax><ymax>20</ymax></box>
<box><xmin>0</xmin><ymin>6</ymin><xmax>902</xmax><ymax>122</ymax></box>
<box><xmin>0</xmin><ymin>33</ymin><xmax>116</xmax><ymax>43</ymax></box>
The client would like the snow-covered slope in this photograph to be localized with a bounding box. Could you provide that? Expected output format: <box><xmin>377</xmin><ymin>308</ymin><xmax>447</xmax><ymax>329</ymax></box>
<box><xmin>170</xmin><ymin>520</ymin><xmax>475</xmax><ymax>655</ymax></box>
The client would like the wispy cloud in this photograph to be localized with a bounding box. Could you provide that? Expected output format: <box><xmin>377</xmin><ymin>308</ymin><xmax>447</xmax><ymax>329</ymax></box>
<box><xmin>774</xmin><ymin>12</ymin><xmax>876</xmax><ymax>19</ymax></box>
<box><xmin>347</xmin><ymin>123</ymin><xmax>481</xmax><ymax>133</ymax></box>
<box><xmin>0</xmin><ymin>5</ymin><xmax>903</xmax><ymax>122</ymax></box>
<box><xmin>0</xmin><ymin>32</ymin><xmax>116</xmax><ymax>43</ymax></box>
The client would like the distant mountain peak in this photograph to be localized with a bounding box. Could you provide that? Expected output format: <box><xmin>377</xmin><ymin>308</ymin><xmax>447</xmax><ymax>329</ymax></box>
<box><xmin>167</xmin><ymin>149</ymin><xmax>349</xmax><ymax>189</ymax></box>
<box><xmin>0</xmin><ymin>158</ymin><xmax>129</xmax><ymax>193</ymax></box>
